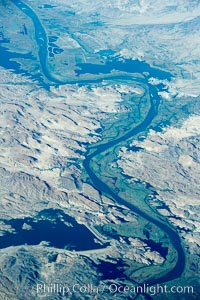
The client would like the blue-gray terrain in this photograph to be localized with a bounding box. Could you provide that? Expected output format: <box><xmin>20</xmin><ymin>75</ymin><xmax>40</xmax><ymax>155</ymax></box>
<box><xmin>0</xmin><ymin>1</ymin><xmax>199</xmax><ymax>299</ymax></box>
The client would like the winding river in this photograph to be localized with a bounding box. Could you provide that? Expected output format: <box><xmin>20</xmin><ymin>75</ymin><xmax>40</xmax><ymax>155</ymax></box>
<box><xmin>11</xmin><ymin>0</ymin><xmax>185</xmax><ymax>289</ymax></box>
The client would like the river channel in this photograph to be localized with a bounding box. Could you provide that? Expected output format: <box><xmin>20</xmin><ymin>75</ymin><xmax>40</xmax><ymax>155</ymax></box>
<box><xmin>10</xmin><ymin>0</ymin><xmax>185</xmax><ymax>289</ymax></box>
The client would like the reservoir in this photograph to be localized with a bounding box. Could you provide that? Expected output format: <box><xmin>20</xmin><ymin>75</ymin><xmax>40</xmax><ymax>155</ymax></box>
<box><xmin>75</xmin><ymin>58</ymin><xmax>171</xmax><ymax>80</ymax></box>
<box><xmin>0</xmin><ymin>209</ymin><xmax>105</xmax><ymax>251</ymax></box>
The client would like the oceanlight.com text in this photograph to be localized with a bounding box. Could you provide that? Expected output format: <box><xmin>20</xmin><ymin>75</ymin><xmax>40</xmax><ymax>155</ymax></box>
<box><xmin>36</xmin><ymin>282</ymin><xmax>194</xmax><ymax>296</ymax></box>
<box><xmin>108</xmin><ymin>283</ymin><xmax>194</xmax><ymax>296</ymax></box>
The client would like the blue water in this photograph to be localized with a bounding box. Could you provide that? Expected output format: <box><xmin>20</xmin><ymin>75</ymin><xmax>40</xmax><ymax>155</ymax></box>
<box><xmin>8</xmin><ymin>0</ymin><xmax>172</xmax><ymax>88</ymax></box>
<box><xmin>48</xmin><ymin>36</ymin><xmax>58</xmax><ymax>43</ymax></box>
<box><xmin>0</xmin><ymin>45</ymin><xmax>48</xmax><ymax>87</ymax></box>
<box><xmin>97</xmin><ymin>49</ymin><xmax>115</xmax><ymax>56</ymax></box>
<box><xmin>1</xmin><ymin>209</ymin><xmax>106</xmax><ymax>251</ymax></box>
<box><xmin>142</xmin><ymin>239</ymin><xmax>168</xmax><ymax>259</ymax></box>
<box><xmin>83</xmin><ymin>83</ymin><xmax>185</xmax><ymax>285</ymax></box>
<box><xmin>0</xmin><ymin>46</ymin><xmax>34</xmax><ymax>75</ymax></box>
<box><xmin>7</xmin><ymin>0</ymin><xmax>185</xmax><ymax>288</ymax></box>
<box><xmin>43</xmin><ymin>4</ymin><xmax>56</xmax><ymax>9</ymax></box>
<box><xmin>75</xmin><ymin>58</ymin><xmax>172</xmax><ymax>80</ymax></box>
<box><xmin>97</xmin><ymin>259</ymin><xmax>126</xmax><ymax>280</ymax></box>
